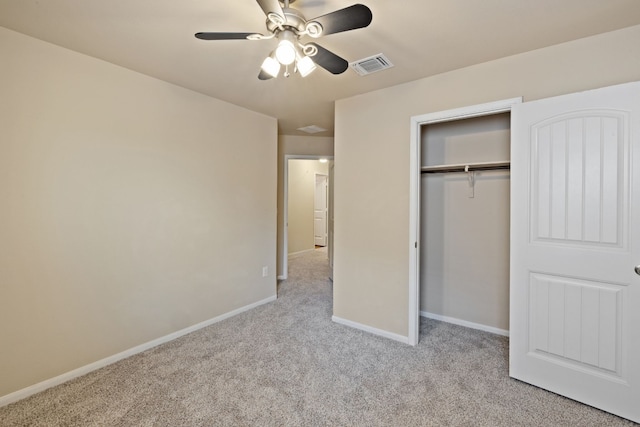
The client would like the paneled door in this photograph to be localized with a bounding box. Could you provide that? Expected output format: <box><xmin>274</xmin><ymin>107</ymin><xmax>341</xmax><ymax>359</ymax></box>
<box><xmin>510</xmin><ymin>81</ymin><xmax>640</xmax><ymax>422</ymax></box>
<box><xmin>328</xmin><ymin>162</ymin><xmax>335</xmax><ymax>279</ymax></box>
<box><xmin>314</xmin><ymin>174</ymin><xmax>328</xmax><ymax>247</ymax></box>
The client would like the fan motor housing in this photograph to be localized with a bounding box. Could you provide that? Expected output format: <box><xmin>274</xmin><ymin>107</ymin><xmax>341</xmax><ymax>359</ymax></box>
<box><xmin>266</xmin><ymin>7</ymin><xmax>307</xmax><ymax>33</ymax></box>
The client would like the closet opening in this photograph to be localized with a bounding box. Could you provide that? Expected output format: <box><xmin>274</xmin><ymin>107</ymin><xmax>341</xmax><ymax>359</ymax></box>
<box><xmin>408</xmin><ymin>98</ymin><xmax>522</xmax><ymax>345</ymax></box>
<box><xmin>420</xmin><ymin>113</ymin><xmax>511</xmax><ymax>336</ymax></box>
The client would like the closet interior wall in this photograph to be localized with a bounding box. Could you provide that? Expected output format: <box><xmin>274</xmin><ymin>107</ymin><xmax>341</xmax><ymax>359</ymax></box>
<box><xmin>420</xmin><ymin>113</ymin><xmax>511</xmax><ymax>332</ymax></box>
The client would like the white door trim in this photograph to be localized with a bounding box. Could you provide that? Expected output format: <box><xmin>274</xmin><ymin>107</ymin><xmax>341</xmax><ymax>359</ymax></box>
<box><xmin>408</xmin><ymin>97</ymin><xmax>522</xmax><ymax>346</ymax></box>
<box><xmin>281</xmin><ymin>155</ymin><xmax>334</xmax><ymax>280</ymax></box>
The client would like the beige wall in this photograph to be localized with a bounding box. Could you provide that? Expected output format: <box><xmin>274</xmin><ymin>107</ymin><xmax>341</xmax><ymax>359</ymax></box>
<box><xmin>287</xmin><ymin>160</ymin><xmax>329</xmax><ymax>255</ymax></box>
<box><xmin>0</xmin><ymin>27</ymin><xmax>277</xmax><ymax>397</ymax></box>
<box><xmin>421</xmin><ymin>114</ymin><xmax>510</xmax><ymax>331</ymax></box>
<box><xmin>277</xmin><ymin>135</ymin><xmax>333</xmax><ymax>276</ymax></box>
<box><xmin>334</xmin><ymin>25</ymin><xmax>640</xmax><ymax>338</ymax></box>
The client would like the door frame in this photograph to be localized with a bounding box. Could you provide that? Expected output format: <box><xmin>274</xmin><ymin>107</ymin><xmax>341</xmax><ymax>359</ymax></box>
<box><xmin>408</xmin><ymin>97</ymin><xmax>522</xmax><ymax>345</ymax></box>
<box><xmin>281</xmin><ymin>155</ymin><xmax>334</xmax><ymax>280</ymax></box>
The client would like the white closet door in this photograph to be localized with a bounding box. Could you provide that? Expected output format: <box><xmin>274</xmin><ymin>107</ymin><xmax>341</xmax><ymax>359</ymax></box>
<box><xmin>510</xmin><ymin>81</ymin><xmax>640</xmax><ymax>423</ymax></box>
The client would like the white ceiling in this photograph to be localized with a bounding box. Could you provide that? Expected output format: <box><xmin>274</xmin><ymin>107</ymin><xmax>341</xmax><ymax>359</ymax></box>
<box><xmin>1</xmin><ymin>0</ymin><xmax>639</xmax><ymax>136</ymax></box>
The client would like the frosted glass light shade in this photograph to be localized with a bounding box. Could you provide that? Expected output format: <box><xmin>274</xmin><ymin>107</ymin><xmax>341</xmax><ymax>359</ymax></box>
<box><xmin>275</xmin><ymin>40</ymin><xmax>296</xmax><ymax>65</ymax></box>
<box><xmin>297</xmin><ymin>55</ymin><xmax>316</xmax><ymax>77</ymax></box>
<box><xmin>261</xmin><ymin>56</ymin><xmax>280</xmax><ymax>78</ymax></box>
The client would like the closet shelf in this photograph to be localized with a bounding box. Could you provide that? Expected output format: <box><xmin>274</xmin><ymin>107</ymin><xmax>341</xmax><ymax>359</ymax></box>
<box><xmin>421</xmin><ymin>160</ymin><xmax>510</xmax><ymax>174</ymax></box>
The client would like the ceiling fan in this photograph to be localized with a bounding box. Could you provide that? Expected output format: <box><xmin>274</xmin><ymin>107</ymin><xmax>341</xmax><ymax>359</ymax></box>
<box><xmin>195</xmin><ymin>0</ymin><xmax>373</xmax><ymax>79</ymax></box>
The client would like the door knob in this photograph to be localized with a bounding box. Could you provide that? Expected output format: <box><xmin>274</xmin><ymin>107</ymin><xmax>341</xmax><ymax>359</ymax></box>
<box><xmin>636</xmin><ymin>265</ymin><xmax>640</xmax><ymax>276</ymax></box>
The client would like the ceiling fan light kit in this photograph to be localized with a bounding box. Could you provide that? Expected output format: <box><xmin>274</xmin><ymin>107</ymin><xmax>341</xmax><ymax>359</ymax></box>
<box><xmin>195</xmin><ymin>0</ymin><xmax>372</xmax><ymax>80</ymax></box>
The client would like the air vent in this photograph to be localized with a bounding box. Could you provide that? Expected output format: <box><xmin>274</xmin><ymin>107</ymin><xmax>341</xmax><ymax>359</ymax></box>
<box><xmin>350</xmin><ymin>53</ymin><xmax>394</xmax><ymax>76</ymax></box>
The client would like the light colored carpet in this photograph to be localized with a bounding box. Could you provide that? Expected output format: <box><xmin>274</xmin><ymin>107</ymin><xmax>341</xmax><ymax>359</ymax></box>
<box><xmin>0</xmin><ymin>249</ymin><xmax>635</xmax><ymax>426</ymax></box>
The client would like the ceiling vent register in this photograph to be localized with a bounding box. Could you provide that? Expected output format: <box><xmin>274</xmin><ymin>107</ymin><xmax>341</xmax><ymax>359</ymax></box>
<box><xmin>350</xmin><ymin>53</ymin><xmax>393</xmax><ymax>76</ymax></box>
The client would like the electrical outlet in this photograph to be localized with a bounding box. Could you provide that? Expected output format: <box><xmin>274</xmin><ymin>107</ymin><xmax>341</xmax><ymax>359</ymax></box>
<box><xmin>262</xmin><ymin>266</ymin><xmax>268</xmax><ymax>277</ymax></box>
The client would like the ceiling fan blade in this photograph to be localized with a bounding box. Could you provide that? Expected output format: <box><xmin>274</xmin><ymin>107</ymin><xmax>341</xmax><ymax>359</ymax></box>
<box><xmin>195</xmin><ymin>32</ymin><xmax>255</xmax><ymax>40</ymax></box>
<box><xmin>308</xmin><ymin>4</ymin><xmax>372</xmax><ymax>36</ymax></box>
<box><xmin>256</xmin><ymin>0</ymin><xmax>285</xmax><ymax>21</ymax></box>
<box><xmin>258</xmin><ymin>69</ymin><xmax>274</xmax><ymax>80</ymax></box>
<box><xmin>307</xmin><ymin>43</ymin><xmax>349</xmax><ymax>75</ymax></box>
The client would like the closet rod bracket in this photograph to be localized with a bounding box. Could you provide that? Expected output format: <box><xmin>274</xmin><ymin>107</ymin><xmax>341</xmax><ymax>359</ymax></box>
<box><xmin>465</xmin><ymin>165</ymin><xmax>475</xmax><ymax>198</ymax></box>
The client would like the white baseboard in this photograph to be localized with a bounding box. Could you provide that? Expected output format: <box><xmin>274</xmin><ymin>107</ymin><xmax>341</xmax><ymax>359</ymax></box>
<box><xmin>420</xmin><ymin>311</ymin><xmax>509</xmax><ymax>337</ymax></box>
<box><xmin>332</xmin><ymin>316</ymin><xmax>409</xmax><ymax>344</ymax></box>
<box><xmin>287</xmin><ymin>249</ymin><xmax>315</xmax><ymax>257</ymax></box>
<box><xmin>0</xmin><ymin>294</ymin><xmax>277</xmax><ymax>408</ymax></box>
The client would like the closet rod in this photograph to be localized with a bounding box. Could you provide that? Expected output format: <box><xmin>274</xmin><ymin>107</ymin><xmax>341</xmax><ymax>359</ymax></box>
<box><xmin>421</xmin><ymin>160</ymin><xmax>510</xmax><ymax>174</ymax></box>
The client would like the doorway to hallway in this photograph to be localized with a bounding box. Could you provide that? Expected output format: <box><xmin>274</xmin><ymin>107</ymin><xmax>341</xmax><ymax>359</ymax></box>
<box><xmin>281</xmin><ymin>156</ymin><xmax>333</xmax><ymax>280</ymax></box>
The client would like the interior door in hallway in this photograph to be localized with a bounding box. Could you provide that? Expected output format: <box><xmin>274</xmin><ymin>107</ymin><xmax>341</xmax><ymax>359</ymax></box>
<box><xmin>314</xmin><ymin>174</ymin><xmax>328</xmax><ymax>247</ymax></box>
<box><xmin>510</xmin><ymin>81</ymin><xmax>640</xmax><ymax>423</ymax></box>
<box><xmin>328</xmin><ymin>162</ymin><xmax>335</xmax><ymax>279</ymax></box>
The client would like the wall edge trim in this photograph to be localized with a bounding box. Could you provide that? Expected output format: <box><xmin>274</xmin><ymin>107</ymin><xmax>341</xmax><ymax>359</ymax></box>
<box><xmin>0</xmin><ymin>294</ymin><xmax>277</xmax><ymax>407</ymax></box>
